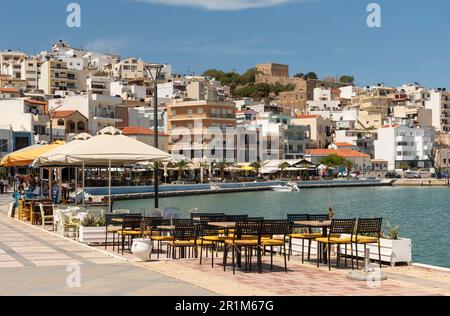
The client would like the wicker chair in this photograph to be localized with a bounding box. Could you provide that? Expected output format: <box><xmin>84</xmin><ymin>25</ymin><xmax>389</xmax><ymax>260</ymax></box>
<box><xmin>117</xmin><ymin>214</ymin><xmax>142</xmax><ymax>255</ymax></box>
<box><xmin>104</xmin><ymin>213</ymin><xmax>124</xmax><ymax>250</ymax></box>
<box><xmin>260</xmin><ymin>220</ymin><xmax>289</xmax><ymax>272</ymax></box>
<box><xmin>353</xmin><ymin>218</ymin><xmax>383</xmax><ymax>269</ymax></box>
<box><xmin>150</xmin><ymin>218</ymin><xmax>173</xmax><ymax>259</ymax></box>
<box><xmin>224</xmin><ymin>219</ymin><xmax>263</xmax><ymax>274</ymax></box>
<box><xmin>167</xmin><ymin>224</ymin><xmax>197</xmax><ymax>259</ymax></box>
<box><xmin>315</xmin><ymin>219</ymin><xmax>356</xmax><ymax>270</ymax></box>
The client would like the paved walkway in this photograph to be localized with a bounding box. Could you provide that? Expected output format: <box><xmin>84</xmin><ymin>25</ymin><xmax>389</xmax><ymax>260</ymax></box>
<box><xmin>0</xmin><ymin>214</ymin><xmax>214</xmax><ymax>296</ymax></box>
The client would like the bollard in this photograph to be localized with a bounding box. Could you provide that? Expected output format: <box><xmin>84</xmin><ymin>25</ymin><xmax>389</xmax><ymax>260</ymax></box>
<box><xmin>364</xmin><ymin>248</ymin><xmax>372</xmax><ymax>272</ymax></box>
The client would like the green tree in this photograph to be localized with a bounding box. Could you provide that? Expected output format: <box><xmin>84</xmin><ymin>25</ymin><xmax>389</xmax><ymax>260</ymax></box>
<box><xmin>303</xmin><ymin>72</ymin><xmax>318</xmax><ymax>80</ymax></box>
<box><xmin>279</xmin><ymin>162</ymin><xmax>290</xmax><ymax>179</ymax></box>
<box><xmin>345</xmin><ymin>159</ymin><xmax>353</xmax><ymax>179</ymax></box>
<box><xmin>294</xmin><ymin>73</ymin><xmax>304</xmax><ymax>78</ymax></box>
<box><xmin>320</xmin><ymin>154</ymin><xmax>346</xmax><ymax>167</ymax></box>
<box><xmin>175</xmin><ymin>160</ymin><xmax>188</xmax><ymax>181</ymax></box>
<box><xmin>216</xmin><ymin>161</ymin><xmax>228</xmax><ymax>180</ymax></box>
<box><xmin>251</xmin><ymin>161</ymin><xmax>263</xmax><ymax>176</ymax></box>
<box><xmin>339</xmin><ymin>75</ymin><xmax>355</xmax><ymax>84</ymax></box>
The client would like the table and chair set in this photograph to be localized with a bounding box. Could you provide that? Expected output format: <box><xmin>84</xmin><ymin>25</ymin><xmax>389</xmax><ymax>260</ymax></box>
<box><xmin>103</xmin><ymin>211</ymin><xmax>384</xmax><ymax>273</ymax></box>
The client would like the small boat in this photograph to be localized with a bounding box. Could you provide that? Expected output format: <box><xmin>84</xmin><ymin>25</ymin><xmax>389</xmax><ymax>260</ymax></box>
<box><xmin>271</xmin><ymin>182</ymin><xmax>300</xmax><ymax>192</ymax></box>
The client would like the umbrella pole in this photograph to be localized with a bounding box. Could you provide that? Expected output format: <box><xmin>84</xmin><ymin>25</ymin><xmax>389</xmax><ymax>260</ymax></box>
<box><xmin>74</xmin><ymin>167</ymin><xmax>78</xmax><ymax>205</ymax></box>
<box><xmin>40</xmin><ymin>168</ymin><xmax>43</xmax><ymax>196</ymax></box>
<box><xmin>108</xmin><ymin>160</ymin><xmax>112</xmax><ymax>213</ymax></box>
<box><xmin>82</xmin><ymin>162</ymin><xmax>85</xmax><ymax>209</ymax></box>
<box><xmin>49</xmin><ymin>167</ymin><xmax>53</xmax><ymax>203</ymax></box>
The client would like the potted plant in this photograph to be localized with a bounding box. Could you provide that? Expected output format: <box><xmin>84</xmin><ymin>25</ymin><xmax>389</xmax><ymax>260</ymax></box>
<box><xmin>347</xmin><ymin>222</ymin><xmax>412</xmax><ymax>267</ymax></box>
<box><xmin>78</xmin><ymin>214</ymin><xmax>110</xmax><ymax>244</ymax></box>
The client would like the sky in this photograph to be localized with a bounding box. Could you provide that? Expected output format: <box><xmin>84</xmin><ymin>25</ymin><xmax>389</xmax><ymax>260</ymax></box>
<box><xmin>1</xmin><ymin>0</ymin><xmax>450</xmax><ymax>88</ymax></box>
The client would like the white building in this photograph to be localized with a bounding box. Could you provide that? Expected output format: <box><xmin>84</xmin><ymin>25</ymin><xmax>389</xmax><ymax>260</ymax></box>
<box><xmin>21</xmin><ymin>59</ymin><xmax>40</xmax><ymax>91</ymax></box>
<box><xmin>110</xmin><ymin>81</ymin><xmax>147</xmax><ymax>101</ymax></box>
<box><xmin>313</xmin><ymin>87</ymin><xmax>332</xmax><ymax>101</ymax></box>
<box><xmin>0</xmin><ymin>51</ymin><xmax>27</xmax><ymax>79</ymax></box>
<box><xmin>339</xmin><ymin>86</ymin><xmax>357</xmax><ymax>100</ymax></box>
<box><xmin>128</xmin><ymin>106</ymin><xmax>167</xmax><ymax>134</ymax></box>
<box><xmin>374</xmin><ymin>121</ymin><xmax>434</xmax><ymax>170</ymax></box>
<box><xmin>48</xmin><ymin>93</ymin><xmax>126</xmax><ymax>134</ymax></box>
<box><xmin>425</xmin><ymin>89</ymin><xmax>450</xmax><ymax>132</ymax></box>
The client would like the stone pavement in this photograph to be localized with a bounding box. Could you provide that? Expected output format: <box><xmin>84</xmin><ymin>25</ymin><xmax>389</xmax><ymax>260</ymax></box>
<box><xmin>131</xmin><ymin>251</ymin><xmax>450</xmax><ymax>296</ymax></box>
<box><xmin>0</xmin><ymin>214</ymin><xmax>214</xmax><ymax>296</ymax></box>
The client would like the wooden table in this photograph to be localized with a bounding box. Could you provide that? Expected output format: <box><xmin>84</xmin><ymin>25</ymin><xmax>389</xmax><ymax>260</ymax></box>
<box><xmin>294</xmin><ymin>220</ymin><xmax>332</xmax><ymax>264</ymax></box>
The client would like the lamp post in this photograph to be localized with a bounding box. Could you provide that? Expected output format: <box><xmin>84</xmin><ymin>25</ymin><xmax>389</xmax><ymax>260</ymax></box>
<box><xmin>144</xmin><ymin>64</ymin><xmax>164</xmax><ymax>209</ymax></box>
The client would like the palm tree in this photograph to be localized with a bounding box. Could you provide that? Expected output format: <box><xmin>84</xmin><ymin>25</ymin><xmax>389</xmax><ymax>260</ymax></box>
<box><xmin>199</xmin><ymin>161</ymin><xmax>209</xmax><ymax>183</ymax></box>
<box><xmin>216</xmin><ymin>161</ymin><xmax>228</xmax><ymax>181</ymax></box>
<box><xmin>251</xmin><ymin>160</ymin><xmax>262</xmax><ymax>178</ymax></box>
<box><xmin>175</xmin><ymin>160</ymin><xmax>188</xmax><ymax>181</ymax></box>
<box><xmin>278</xmin><ymin>162</ymin><xmax>290</xmax><ymax>179</ymax></box>
<box><xmin>345</xmin><ymin>159</ymin><xmax>353</xmax><ymax>179</ymax></box>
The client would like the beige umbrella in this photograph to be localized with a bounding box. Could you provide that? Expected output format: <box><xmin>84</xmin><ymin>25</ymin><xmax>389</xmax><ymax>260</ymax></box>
<box><xmin>34</xmin><ymin>127</ymin><xmax>172</xmax><ymax>211</ymax></box>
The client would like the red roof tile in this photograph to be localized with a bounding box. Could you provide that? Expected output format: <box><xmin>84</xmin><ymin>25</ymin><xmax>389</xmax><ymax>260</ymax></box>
<box><xmin>306</xmin><ymin>149</ymin><xmax>370</xmax><ymax>158</ymax></box>
<box><xmin>334</xmin><ymin>142</ymin><xmax>355</xmax><ymax>147</ymax></box>
<box><xmin>52</xmin><ymin>110</ymin><xmax>79</xmax><ymax>118</ymax></box>
<box><xmin>25</xmin><ymin>99</ymin><xmax>47</xmax><ymax>105</ymax></box>
<box><xmin>0</xmin><ymin>88</ymin><xmax>18</xmax><ymax>93</ymax></box>
<box><xmin>122</xmin><ymin>126</ymin><xmax>168</xmax><ymax>136</ymax></box>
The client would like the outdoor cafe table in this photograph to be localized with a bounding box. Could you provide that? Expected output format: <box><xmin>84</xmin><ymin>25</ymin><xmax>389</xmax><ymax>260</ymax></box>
<box><xmin>25</xmin><ymin>198</ymin><xmax>52</xmax><ymax>225</ymax></box>
<box><xmin>294</xmin><ymin>220</ymin><xmax>332</xmax><ymax>263</ymax></box>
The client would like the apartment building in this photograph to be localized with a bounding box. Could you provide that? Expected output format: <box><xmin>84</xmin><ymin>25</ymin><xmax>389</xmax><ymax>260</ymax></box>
<box><xmin>374</xmin><ymin>121</ymin><xmax>434</xmax><ymax>170</ymax></box>
<box><xmin>0</xmin><ymin>51</ymin><xmax>27</xmax><ymax>79</ymax></box>
<box><xmin>167</xmin><ymin>100</ymin><xmax>236</xmax><ymax>161</ymax></box>
<box><xmin>0</xmin><ymin>98</ymin><xmax>50</xmax><ymax>142</ymax></box>
<box><xmin>0</xmin><ymin>74</ymin><xmax>27</xmax><ymax>91</ymax></box>
<box><xmin>334</xmin><ymin>129</ymin><xmax>377</xmax><ymax>157</ymax></box>
<box><xmin>113</xmin><ymin>58</ymin><xmax>145</xmax><ymax>79</ymax></box>
<box><xmin>86</xmin><ymin>76</ymin><xmax>112</xmax><ymax>95</ymax></box>
<box><xmin>48</xmin><ymin>93</ymin><xmax>126</xmax><ymax>134</ymax></box>
<box><xmin>292</xmin><ymin>115</ymin><xmax>332</xmax><ymax>149</ymax></box>
<box><xmin>110</xmin><ymin>81</ymin><xmax>147</xmax><ymax>101</ymax></box>
<box><xmin>38</xmin><ymin>60</ymin><xmax>89</xmax><ymax>94</ymax></box>
<box><xmin>393</xmin><ymin>106</ymin><xmax>432</xmax><ymax>128</ymax></box>
<box><xmin>128</xmin><ymin>106</ymin><xmax>167</xmax><ymax>133</ymax></box>
<box><xmin>21</xmin><ymin>59</ymin><xmax>40</xmax><ymax>91</ymax></box>
<box><xmin>425</xmin><ymin>89</ymin><xmax>450</xmax><ymax>132</ymax></box>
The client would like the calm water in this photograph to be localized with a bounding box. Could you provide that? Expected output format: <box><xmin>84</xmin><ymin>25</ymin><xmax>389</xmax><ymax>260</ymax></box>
<box><xmin>115</xmin><ymin>187</ymin><xmax>450</xmax><ymax>268</ymax></box>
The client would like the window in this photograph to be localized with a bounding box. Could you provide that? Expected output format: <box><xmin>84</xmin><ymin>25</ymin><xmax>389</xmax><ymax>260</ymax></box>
<box><xmin>57</xmin><ymin>119</ymin><xmax>64</xmax><ymax>126</ymax></box>
<box><xmin>34</xmin><ymin>125</ymin><xmax>46</xmax><ymax>135</ymax></box>
<box><xmin>0</xmin><ymin>139</ymin><xmax>8</xmax><ymax>153</ymax></box>
<box><xmin>77</xmin><ymin>121</ymin><xmax>85</xmax><ymax>131</ymax></box>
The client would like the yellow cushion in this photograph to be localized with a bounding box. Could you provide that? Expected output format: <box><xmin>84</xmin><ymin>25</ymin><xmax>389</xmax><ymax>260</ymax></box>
<box><xmin>169</xmin><ymin>240</ymin><xmax>196</xmax><ymax>246</ymax></box>
<box><xmin>202</xmin><ymin>235</ymin><xmax>228</xmax><ymax>241</ymax></box>
<box><xmin>225</xmin><ymin>239</ymin><xmax>259</xmax><ymax>246</ymax></box>
<box><xmin>117</xmin><ymin>230</ymin><xmax>141</xmax><ymax>236</ymax></box>
<box><xmin>197</xmin><ymin>239</ymin><xmax>213</xmax><ymax>245</ymax></box>
<box><xmin>107</xmin><ymin>227</ymin><xmax>121</xmax><ymax>233</ymax></box>
<box><xmin>346</xmin><ymin>236</ymin><xmax>379</xmax><ymax>243</ymax></box>
<box><xmin>315</xmin><ymin>237</ymin><xmax>351</xmax><ymax>244</ymax></box>
<box><xmin>290</xmin><ymin>233</ymin><xmax>323</xmax><ymax>239</ymax></box>
<box><xmin>261</xmin><ymin>239</ymin><xmax>285</xmax><ymax>246</ymax></box>
<box><xmin>151</xmin><ymin>236</ymin><xmax>174</xmax><ymax>241</ymax></box>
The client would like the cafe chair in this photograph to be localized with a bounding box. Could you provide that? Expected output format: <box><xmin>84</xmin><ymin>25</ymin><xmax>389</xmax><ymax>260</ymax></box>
<box><xmin>352</xmin><ymin>218</ymin><xmax>383</xmax><ymax>269</ymax></box>
<box><xmin>223</xmin><ymin>219</ymin><xmax>263</xmax><ymax>274</ymax></box>
<box><xmin>117</xmin><ymin>214</ymin><xmax>142</xmax><ymax>255</ymax></box>
<box><xmin>197</xmin><ymin>221</ymin><xmax>223</xmax><ymax>267</ymax></box>
<box><xmin>150</xmin><ymin>218</ymin><xmax>174</xmax><ymax>259</ymax></box>
<box><xmin>167</xmin><ymin>224</ymin><xmax>197</xmax><ymax>259</ymax></box>
<box><xmin>260</xmin><ymin>220</ymin><xmax>289</xmax><ymax>272</ymax></box>
<box><xmin>315</xmin><ymin>218</ymin><xmax>356</xmax><ymax>271</ymax></box>
<box><xmin>39</xmin><ymin>203</ymin><xmax>54</xmax><ymax>229</ymax></box>
<box><xmin>104</xmin><ymin>213</ymin><xmax>124</xmax><ymax>250</ymax></box>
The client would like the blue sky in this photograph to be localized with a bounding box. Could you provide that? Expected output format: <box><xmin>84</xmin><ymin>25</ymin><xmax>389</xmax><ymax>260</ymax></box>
<box><xmin>1</xmin><ymin>0</ymin><xmax>450</xmax><ymax>88</ymax></box>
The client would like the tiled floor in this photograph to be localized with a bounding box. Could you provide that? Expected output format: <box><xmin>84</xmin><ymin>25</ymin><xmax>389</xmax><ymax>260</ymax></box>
<box><xmin>0</xmin><ymin>213</ymin><xmax>214</xmax><ymax>296</ymax></box>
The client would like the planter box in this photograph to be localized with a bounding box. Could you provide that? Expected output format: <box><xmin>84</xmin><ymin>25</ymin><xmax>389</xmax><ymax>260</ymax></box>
<box><xmin>289</xmin><ymin>235</ymin><xmax>412</xmax><ymax>267</ymax></box>
<box><xmin>79</xmin><ymin>226</ymin><xmax>112</xmax><ymax>244</ymax></box>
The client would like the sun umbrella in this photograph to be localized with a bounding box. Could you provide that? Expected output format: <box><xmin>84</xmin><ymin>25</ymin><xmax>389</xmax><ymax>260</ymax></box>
<box><xmin>1</xmin><ymin>141</ymin><xmax>65</xmax><ymax>167</ymax></box>
<box><xmin>240</xmin><ymin>165</ymin><xmax>256</xmax><ymax>172</ymax></box>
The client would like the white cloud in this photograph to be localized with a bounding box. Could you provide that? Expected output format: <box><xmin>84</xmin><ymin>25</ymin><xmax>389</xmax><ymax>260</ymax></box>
<box><xmin>135</xmin><ymin>0</ymin><xmax>297</xmax><ymax>11</ymax></box>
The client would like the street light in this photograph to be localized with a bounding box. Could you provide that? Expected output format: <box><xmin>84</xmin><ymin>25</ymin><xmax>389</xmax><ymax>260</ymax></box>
<box><xmin>144</xmin><ymin>64</ymin><xmax>164</xmax><ymax>208</ymax></box>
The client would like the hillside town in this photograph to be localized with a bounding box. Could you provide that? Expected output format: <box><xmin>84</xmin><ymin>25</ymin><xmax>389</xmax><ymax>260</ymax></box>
<box><xmin>0</xmin><ymin>40</ymin><xmax>448</xmax><ymax>177</ymax></box>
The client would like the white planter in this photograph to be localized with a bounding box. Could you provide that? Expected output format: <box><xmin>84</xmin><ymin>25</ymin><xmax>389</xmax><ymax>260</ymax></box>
<box><xmin>131</xmin><ymin>238</ymin><xmax>153</xmax><ymax>261</ymax></box>
<box><xmin>289</xmin><ymin>236</ymin><xmax>412</xmax><ymax>266</ymax></box>
<box><xmin>79</xmin><ymin>226</ymin><xmax>110</xmax><ymax>244</ymax></box>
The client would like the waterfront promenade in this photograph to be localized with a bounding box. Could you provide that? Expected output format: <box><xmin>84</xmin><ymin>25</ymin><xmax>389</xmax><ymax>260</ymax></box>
<box><xmin>1</xmin><ymin>193</ymin><xmax>449</xmax><ymax>296</ymax></box>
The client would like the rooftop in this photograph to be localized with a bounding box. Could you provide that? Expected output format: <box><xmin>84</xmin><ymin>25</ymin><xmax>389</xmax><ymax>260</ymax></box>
<box><xmin>122</xmin><ymin>126</ymin><xmax>168</xmax><ymax>136</ymax></box>
<box><xmin>306</xmin><ymin>148</ymin><xmax>370</xmax><ymax>158</ymax></box>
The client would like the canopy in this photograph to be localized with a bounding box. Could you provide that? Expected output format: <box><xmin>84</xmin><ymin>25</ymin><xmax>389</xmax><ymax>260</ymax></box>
<box><xmin>1</xmin><ymin>141</ymin><xmax>65</xmax><ymax>167</ymax></box>
<box><xmin>33</xmin><ymin>127</ymin><xmax>172</xmax><ymax>167</ymax></box>
<box><xmin>33</xmin><ymin>133</ymin><xmax>93</xmax><ymax>167</ymax></box>
<box><xmin>260</xmin><ymin>167</ymin><xmax>278</xmax><ymax>174</ymax></box>
<box><xmin>240</xmin><ymin>165</ymin><xmax>256</xmax><ymax>172</ymax></box>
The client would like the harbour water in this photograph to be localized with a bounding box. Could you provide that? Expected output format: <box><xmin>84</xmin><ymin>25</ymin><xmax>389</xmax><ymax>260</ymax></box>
<box><xmin>115</xmin><ymin>186</ymin><xmax>450</xmax><ymax>268</ymax></box>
